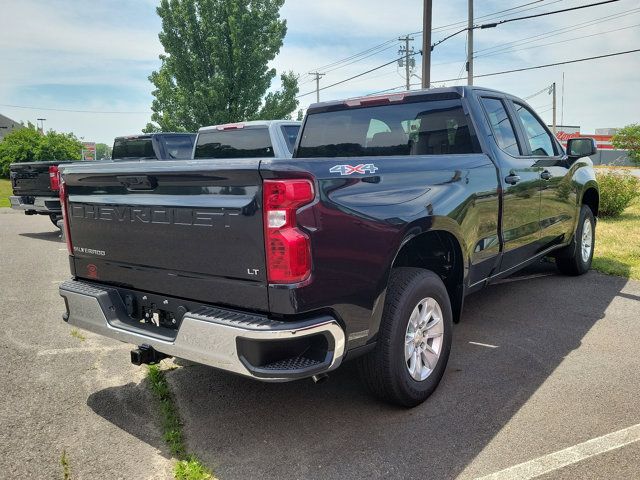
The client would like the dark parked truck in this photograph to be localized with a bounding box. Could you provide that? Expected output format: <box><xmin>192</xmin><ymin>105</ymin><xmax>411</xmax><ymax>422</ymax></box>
<box><xmin>58</xmin><ymin>87</ymin><xmax>599</xmax><ymax>406</ymax></box>
<box><xmin>112</xmin><ymin>133</ymin><xmax>197</xmax><ymax>161</ymax></box>
<box><xmin>10</xmin><ymin>160</ymin><xmax>69</xmax><ymax>225</ymax></box>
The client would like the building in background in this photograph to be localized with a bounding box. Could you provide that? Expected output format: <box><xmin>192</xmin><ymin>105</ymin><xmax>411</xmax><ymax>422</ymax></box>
<box><xmin>551</xmin><ymin>125</ymin><xmax>630</xmax><ymax>166</ymax></box>
<box><xmin>81</xmin><ymin>142</ymin><xmax>97</xmax><ymax>161</ymax></box>
<box><xmin>0</xmin><ymin>113</ymin><xmax>23</xmax><ymax>141</ymax></box>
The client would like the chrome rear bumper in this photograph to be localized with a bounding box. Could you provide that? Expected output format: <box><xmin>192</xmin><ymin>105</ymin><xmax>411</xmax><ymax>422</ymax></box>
<box><xmin>59</xmin><ymin>280</ymin><xmax>345</xmax><ymax>381</ymax></box>
<box><xmin>10</xmin><ymin>195</ymin><xmax>61</xmax><ymax>213</ymax></box>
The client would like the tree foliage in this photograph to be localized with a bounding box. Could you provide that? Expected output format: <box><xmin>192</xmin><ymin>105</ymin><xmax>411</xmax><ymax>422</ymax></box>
<box><xmin>96</xmin><ymin>143</ymin><xmax>112</xmax><ymax>160</ymax></box>
<box><xmin>0</xmin><ymin>124</ymin><xmax>82</xmax><ymax>177</ymax></box>
<box><xmin>144</xmin><ymin>0</ymin><xmax>299</xmax><ymax>133</ymax></box>
<box><xmin>612</xmin><ymin>124</ymin><xmax>640</xmax><ymax>165</ymax></box>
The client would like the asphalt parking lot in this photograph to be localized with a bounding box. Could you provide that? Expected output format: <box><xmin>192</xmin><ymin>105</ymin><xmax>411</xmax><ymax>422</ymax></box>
<box><xmin>2</xmin><ymin>208</ymin><xmax>639</xmax><ymax>479</ymax></box>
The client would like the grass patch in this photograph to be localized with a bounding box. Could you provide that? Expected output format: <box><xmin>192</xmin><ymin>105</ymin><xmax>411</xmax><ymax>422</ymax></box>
<box><xmin>0</xmin><ymin>178</ymin><xmax>11</xmax><ymax>208</ymax></box>
<box><xmin>60</xmin><ymin>449</ymin><xmax>71</xmax><ymax>480</ymax></box>
<box><xmin>70</xmin><ymin>328</ymin><xmax>85</xmax><ymax>341</ymax></box>
<box><xmin>147</xmin><ymin>365</ymin><xmax>215</xmax><ymax>480</ymax></box>
<box><xmin>593</xmin><ymin>200</ymin><xmax>640</xmax><ymax>280</ymax></box>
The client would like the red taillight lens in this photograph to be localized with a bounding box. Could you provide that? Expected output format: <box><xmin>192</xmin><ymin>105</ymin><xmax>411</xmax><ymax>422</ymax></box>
<box><xmin>49</xmin><ymin>165</ymin><xmax>60</xmax><ymax>191</ymax></box>
<box><xmin>59</xmin><ymin>178</ymin><xmax>73</xmax><ymax>255</ymax></box>
<box><xmin>263</xmin><ymin>179</ymin><xmax>314</xmax><ymax>284</ymax></box>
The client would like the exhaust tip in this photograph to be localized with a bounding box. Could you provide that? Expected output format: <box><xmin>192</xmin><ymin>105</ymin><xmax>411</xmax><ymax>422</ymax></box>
<box><xmin>312</xmin><ymin>373</ymin><xmax>328</xmax><ymax>384</ymax></box>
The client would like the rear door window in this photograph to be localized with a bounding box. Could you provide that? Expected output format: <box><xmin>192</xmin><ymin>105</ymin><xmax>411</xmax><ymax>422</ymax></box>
<box><xmin>297</xmin><ymin>98</ymin><xmax>480</xmax><ymax>158</ymax></box>
<box><xmin>480</xmin><ymin>97</ymin><xmax>521</xmax><ymax>156</ymax></box>
<box><xmin>194</xmin><ymin>128</ymin><xmax>274</xmax><ymax>159</ymax></box>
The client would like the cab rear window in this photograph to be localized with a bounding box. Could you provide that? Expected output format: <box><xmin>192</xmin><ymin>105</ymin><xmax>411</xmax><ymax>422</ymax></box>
<box><xmin>297</xmin><ymin>99</ymin><xmax>480</xmax><ymax>158</ymax></box>
<box><xmin>112</xmin><ymin>137</ymin><xmax>155</xmax><ymax>160</ymax></box>
<box><xmin>194</xmin><ymin>128</ymin><xmax>274</xmax><ymax>159</ymax></box>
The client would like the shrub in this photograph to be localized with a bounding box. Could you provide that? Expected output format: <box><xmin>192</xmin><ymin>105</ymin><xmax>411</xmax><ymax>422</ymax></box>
<box><xmin>597</xmin><ymin>171</ymin><xmax>640</xmax><ymax>218</ymax></box>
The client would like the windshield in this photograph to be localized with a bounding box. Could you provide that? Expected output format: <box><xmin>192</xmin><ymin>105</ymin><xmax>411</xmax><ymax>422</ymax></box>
<box><xmin>297</xmin><ymin>99</ymin><xmax>480</xmax><ymax>158</ymax></box>
<box><xmin>194</xmin><ymin>128</ymin><xmax>274</xmax><ymax>159</ymax></box>
<box><xmin>112</xmin><ymin>137</ymin><xmax>155</xmax><ymax>160</ymax></box>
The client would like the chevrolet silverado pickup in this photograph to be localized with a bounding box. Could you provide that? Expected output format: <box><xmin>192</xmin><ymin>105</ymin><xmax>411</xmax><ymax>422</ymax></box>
<box><xmin>9</xmin><ymin>134</ymin><xmax>198</xmax><ymax>226</ymax></box>
<box><xmin>10</xmin><ymin>160</ymin><xmax>70</xmax><ymax>225</ymax></box>
<box><xmin>193</xmin><ymin>120</ymin><xmax>301</xmax><ymax>159</ymax></box>
<box><xmin>112</xmin><ymin>133</ymin><xmax>196</xmax><ymax>161</ymax></box>
<box><xmin>58</xmin><ymin>87</ymin><xmax>599</xmax><ymax>406</ymax></box>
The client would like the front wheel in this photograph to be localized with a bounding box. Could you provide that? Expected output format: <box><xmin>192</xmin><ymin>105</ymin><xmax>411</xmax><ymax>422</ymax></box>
<box><xmin>357</xmin><ymin>268</ymin><xmax>453</xmax><ymax>407</ymax></box>
<box><xmin>555</xmin><ymin>205</ymin><xmax>595</xmax><ymax>276</ymax></box>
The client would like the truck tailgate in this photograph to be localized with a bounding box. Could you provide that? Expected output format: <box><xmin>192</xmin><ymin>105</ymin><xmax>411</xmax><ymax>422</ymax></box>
<box><xmin>10</xmin><ymin>161</ymin><xmax>57</xmax><ymax>195</ymax></box>
<box><xmin>62</xmin><ymin>159</ymin><xmax>268</xmax><ymax>311</ymax></box>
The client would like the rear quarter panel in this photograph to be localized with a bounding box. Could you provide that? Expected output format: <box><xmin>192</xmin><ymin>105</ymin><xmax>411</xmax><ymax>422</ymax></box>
<box><xmin>261</xmin><ymin>154</ymin><xmax>500</xmax><ymax>347</ymax></box>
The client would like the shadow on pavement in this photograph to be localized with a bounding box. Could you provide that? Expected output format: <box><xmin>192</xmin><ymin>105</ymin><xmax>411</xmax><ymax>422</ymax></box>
<box><xmin>19</xmin><ymin>230</ymin><xmax>62</xmax><ymax>243</ymax></box>
<box><xmin>88</xmin><ymin>263</ymin><xmax>631</xmax><ymax>479</ymax></box>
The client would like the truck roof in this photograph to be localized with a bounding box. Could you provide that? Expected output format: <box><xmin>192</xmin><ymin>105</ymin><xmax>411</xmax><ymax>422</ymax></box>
<box><xmin>114</xmin><ymin>132</ymin><xmax>195</xmax><ymax>141</ymax></box>
<box><xmin>306</xmin><ymin>86</ymin><xmax>523</xmax><ymax>114</ymax></box>
<box><xmin>198</xmin><ymin>120</ymin><xmax>301</xmax><ymax>134</ymax></box>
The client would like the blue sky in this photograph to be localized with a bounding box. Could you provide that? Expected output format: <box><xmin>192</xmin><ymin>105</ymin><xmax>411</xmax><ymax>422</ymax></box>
<box><xmin>0</xmin><ymin>0</ymin><xmax>639</xmax><ymax>144</ymax></box>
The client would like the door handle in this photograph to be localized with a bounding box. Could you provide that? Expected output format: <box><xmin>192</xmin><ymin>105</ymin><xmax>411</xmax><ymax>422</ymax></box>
<box><xmin>504</xmin><ymin>173</ymin><xmax>521</xmax><ymax>185</ymax></box>
<box><xmin>540</xmin><ymin>170</ymin><xmax>553</xmax><ymax>181</ymax></box>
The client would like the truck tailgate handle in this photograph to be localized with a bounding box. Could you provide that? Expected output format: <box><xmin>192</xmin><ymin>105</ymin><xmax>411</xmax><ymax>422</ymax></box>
<box><xmin>117</xmin><ymin>175</ymin><xmax>157</xmax><ymax>191</ymax></box>
<box><xmin>504</xmin><ymin>173</ymin><xmax>521</xmax><ymax>185</ymax></box>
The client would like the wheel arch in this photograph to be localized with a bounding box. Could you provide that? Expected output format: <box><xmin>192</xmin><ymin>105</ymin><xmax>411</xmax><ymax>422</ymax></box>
<box><xmin>581</xmin><ymin>183</ymin><xmax>599</xmax><ymax>217</ymax></box>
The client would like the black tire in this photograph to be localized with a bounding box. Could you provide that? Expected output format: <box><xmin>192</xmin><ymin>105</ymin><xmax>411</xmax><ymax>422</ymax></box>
<box><xmin>357</xmin><ymin>268</ymin><xmax>453</xmax><ymax>407</ymax></box>
<box><xmin>50</xmin><ymin>214</ymin><xmax>63</xmax><ymax>228</ymax></box>
<box><xmin>555</xmin><ymin>205</ymin><xmax>595</xmax><ymax>276</ymax></box>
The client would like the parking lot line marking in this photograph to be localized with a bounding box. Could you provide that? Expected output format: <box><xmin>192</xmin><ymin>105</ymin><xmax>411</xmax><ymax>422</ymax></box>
<box><xmin>37</xmin><ymin>345</ymin><xmax>129</xmax><ymax>356</ymax></box>
<box><xmin>469</xmin><ymin>341</ymin><xmax>499</xmax><ymax>348</ymax></box>
<box><xmin>474</xmin><ymin>423</ymin><xmax>640</xmax><ymax>480</ymax></box>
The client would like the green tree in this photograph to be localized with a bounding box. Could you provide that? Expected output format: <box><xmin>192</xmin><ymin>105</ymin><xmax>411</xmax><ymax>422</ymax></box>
<box><xmin>0</xmin><ymin>124</ymin><xmax>82</xmax><ymax>177</ymax></box>
<box><xmin>612</xmin><ymin>124</ymin><xmax>640</xmax><ymax>166</ymax></box>
<box><xmin>96</xmin><ymin>143</ymin><xmax>112</xmax><ymax>160</ymax></box>
<box><xmin>144</xmin><ymin>0</ymin><xmax>299</xmax><ymax>133</ymax></box>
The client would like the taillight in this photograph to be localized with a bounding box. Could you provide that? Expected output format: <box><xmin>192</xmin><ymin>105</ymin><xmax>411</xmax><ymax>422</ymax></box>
<box><xmin>49</xmin><ymin>165</ymin><xmax>60</xmax><ymax>191</ymax></box>
<box><xmin>263</xmin><ymin>179</ymin><xmax>314</xmax><ymax>284</ymax></box>
<box><xmin>59</xmin><ymin>178</ymin><xmax>73</xmax><ymax>255</ymax></box>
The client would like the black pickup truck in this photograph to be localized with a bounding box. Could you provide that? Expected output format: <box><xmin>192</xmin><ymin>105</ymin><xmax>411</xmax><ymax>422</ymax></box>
<box><xmin>9</xmin><ymin>161</ymin><xmax>68</xmax><ymax>225</ymax></box>
<box><xmin>9</xmin><ymin>134</ymin><xmax>197</xmax><ymax>226</ymax></box>
<box><xmin>58</xmin><ymin>87</ymin><xmax>599</xmax><ymax>406</ymax></box>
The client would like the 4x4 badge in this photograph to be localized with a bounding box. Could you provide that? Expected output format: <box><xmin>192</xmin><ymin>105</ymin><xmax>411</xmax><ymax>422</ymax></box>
<box><xmin>330</xmin><ymin>164</ymin><xmax>378</xmax><ymax>176</ymax></box>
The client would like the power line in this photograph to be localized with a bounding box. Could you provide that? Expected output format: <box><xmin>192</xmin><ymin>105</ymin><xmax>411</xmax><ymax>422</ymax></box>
<box><xmin>483</xmin><ymin>0</ymin><xmax>622</xmax><ymax>28</ymax></box>
<box><xmin>475</xmin><ymin>23</ymin><xmax>640</xmax><ymax>60</ymax></box>
<box><xmin>430</xmin><ymin>0</ymin><xmax>623</xmax><ymax>51</ymax></box>
<box><xmin>474</xmin><ymin>7</ymin><xmax>640</xmax><ymax>55</ymax></box>
<box><xmin>297</xmin><ymin>53</ymin><xmax>420</xmax><ymax>99</ymax></box>
<box><xmin>432</xmin><ymin>48</ymin><xmax>640</xmax><ymax>83</ymax></box>
<box><xmin>0</xmin><ymin>103</ymin><xmax>150</xmax><ymax>114</ymax></box>
<box><xmin>307</xmin><ymin>0</ymin><xmax>560</xmax><ymax>74</ymax></box>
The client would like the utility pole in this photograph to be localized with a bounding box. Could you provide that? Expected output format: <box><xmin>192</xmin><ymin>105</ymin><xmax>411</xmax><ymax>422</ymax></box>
<box><xmin>308</xmin><ymin>72</ymin><xmax>325</xmax><ymax>103</ymax></box>
<box><xmin>421</xmin><ymin>0</ymin><xmax>432</xmax><ymax>89</ymax></box>
<box><xmin>37</xmin><ymin>118</ymin><xmax>46</xmax><ymax>134</ymax></box>
<box><xmin>467</xmin><ymin>0</ymin><xmax>474</xmax><ymax>85</ymax></box>
<box><xmin>551</xmin><ymin>82</ymin><xmax>557</xmax><ymax>135</ymax></box>
<box><xmin>398</xmin><ymin>36</ymin><xmax>415</xmax><ymax>90</ymax></box>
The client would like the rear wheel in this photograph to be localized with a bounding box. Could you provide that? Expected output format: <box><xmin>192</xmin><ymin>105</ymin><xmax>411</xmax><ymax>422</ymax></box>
<box><xmin>357</xmin><ymin>268</ymin><xmax>453</xmax><ymax>407</ymax></box>
<box><xmin>556</xmin><ymin>205</ymin><xmax>595</xmax><ymax>276</ymax></box>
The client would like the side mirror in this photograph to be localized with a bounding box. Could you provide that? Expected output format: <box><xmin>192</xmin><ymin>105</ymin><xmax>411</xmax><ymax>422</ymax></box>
<box><xmin>567</xmin><ymin>137</ymin><xmax>597</xmax><ymax>159</ymax></box>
